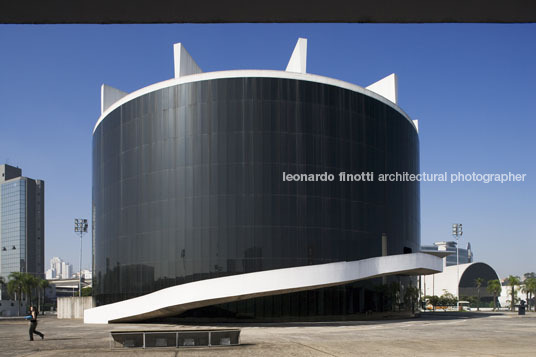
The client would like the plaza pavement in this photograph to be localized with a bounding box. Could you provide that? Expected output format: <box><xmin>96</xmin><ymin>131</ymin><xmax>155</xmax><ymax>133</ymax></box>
<box><xmin>1</xmin><ymin>311</ymin><xmax>535</xmax><ymax>356</ymax></box>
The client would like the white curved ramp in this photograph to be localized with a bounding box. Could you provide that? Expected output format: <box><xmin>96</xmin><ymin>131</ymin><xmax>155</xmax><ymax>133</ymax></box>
<box><xmin>84</xmin><ymin>253</ymin><xmax>442</xmax><ymax>324</ymax></box>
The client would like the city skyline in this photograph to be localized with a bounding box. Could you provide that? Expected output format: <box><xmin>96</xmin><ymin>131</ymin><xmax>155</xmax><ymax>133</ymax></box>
<box><xmin>0</xmin><ymin>24</ymin><xmax>534</xmax><ymax>279</ymax></box>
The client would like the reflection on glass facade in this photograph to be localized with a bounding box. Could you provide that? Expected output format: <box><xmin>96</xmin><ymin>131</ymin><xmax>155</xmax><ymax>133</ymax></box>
<box><xmin>0</xmin><ymin>179</ymin><xmax>27</xmax><ymax>279</ymax></box>
<box><xmin>0</xmin><ymin>167</ymin><xmax>45</xmax><ymax>283</ymax></box>
<box><xmin>93</xmin><ymin>77</ymin><xmax>420</xmax><ymax>317</ymax></box>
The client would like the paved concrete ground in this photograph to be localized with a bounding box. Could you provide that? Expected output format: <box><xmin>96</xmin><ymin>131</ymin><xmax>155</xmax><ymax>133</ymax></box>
<box><xmin>1</xmin><ymin>312</ymin><xmax>535</xmax><ymax>356</ymax></box>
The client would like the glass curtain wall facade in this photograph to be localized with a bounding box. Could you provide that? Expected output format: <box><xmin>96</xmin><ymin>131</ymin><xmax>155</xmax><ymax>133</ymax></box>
<box><xmin>0</xmin><ymin>167</ymin><xmax>45</xmax><ymax>284</ymax></box>
<box><xmin>0</xmin><ymin>179</ymin><xmax>27</xmax><ymax>280</ymax></box>
<box><xmin>93</xmin><ymin>77</ymin><xmax>420</xmax><ymax>317</ymax></box>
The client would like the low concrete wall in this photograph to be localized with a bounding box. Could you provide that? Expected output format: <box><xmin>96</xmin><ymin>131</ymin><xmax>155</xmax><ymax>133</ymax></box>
<box><xmin>0</xmin><ymin>300</ymin><xmax>28</xmax><ymax>317</ymax></box>
<box><xmin>58</xmin><ymin>297</ymin><xmax>95</xmax><ymax>319</ymax></box>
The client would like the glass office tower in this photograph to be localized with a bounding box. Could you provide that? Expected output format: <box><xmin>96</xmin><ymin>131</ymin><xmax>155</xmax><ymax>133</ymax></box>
<box><xmin>0</xmin><ymin>165</ymin><xmax>45</xmax><ymax>286</ymax></box>
<box><xmin>93</xmin><ymin>43</ymin><xmax>420</xmax><ymax>318</ymax></box>
<box><xmin>1</xmin><ymin>179</ymin><xmax>27</xmax><ymax>279</ymax></box>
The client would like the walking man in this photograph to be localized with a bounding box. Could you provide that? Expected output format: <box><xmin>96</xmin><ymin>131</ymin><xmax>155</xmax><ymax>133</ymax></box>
<box><xmin>28</xmin><ymin>306</ymin><xmax>44</xmax><ymax>341</ymax></box>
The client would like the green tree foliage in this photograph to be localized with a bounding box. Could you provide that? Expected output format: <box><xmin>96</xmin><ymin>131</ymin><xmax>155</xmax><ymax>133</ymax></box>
<box><xmin>460</xmin><ymin>295</ymin><xmax>478</xmax><ymax>308</ymax></box>
<box><xmin>486</xmin><ymin>279</ymin><xmax>502</xmax><ymax>311</ymax></box>
<box><xmin>38</xmin><ymin>279</ymin><xmax>50</xmax><ymax>312</ymax></box>
<box><xmin>523</xmin><ymin>276</ymin><xmax>536</xmax><ymax>312</ymax></box>
<box><xmin>423</xmin><ymin>292</ymin><xmax>457</xmax><ymax>311</ymax></box>
<box><xmin>6</xmin><ymin>272</ymin><xmax>44</xmax><ymax>315</ymax></box>
<box><xmin>403</xmin><ymin>285</ymin><xmax>420</xmax><ymax>313</ymax></box>
<box><xmin>507</xmin><ymin>275</ymin><xmax>521</xmax><ymax>311</ymax></box>
<box><xmin>424</xmin><ymin>295</ymin><xmax>440</xmax><ymax>311</ymax></box>
<box><xmin>0</xmin><ymin>276</ymin><xmax>5</xmax><ymax>296</ymax></box>
<box><xmin>375</xmin><ymin>282</ymin><xmax>402</xmax><ymax>312</ymax></box>
<box><xmin>524</xmin><ymin>272</ymin><xmax>536</xmax><ymax>280</ymax></box>
<box><xmin>22</xmin><ymin>274</ymin><xmax>38</xmax><ymax>306</ymax></box>
<box><xmin>388</xmin><ymin>282</ymin><xmax>401</xmax><ymax>312</ymax></box>
<box><xmin>81</xmin><ymin>287</ymin><xmax>92</xmax><ymax>297</ymax></box>
<box><xmin>7</xmin><ymin>272</ymin><xmax>25</xmax><ymax>315</ymax></box>
<box><xmin>438</xmin><ymin>290</ymin><xmax>457</xmax><ymax>308</ymax></box>
<box><xmin>475</xmin><ymin>277</ymin><xmax>484</xmax><ymax>311</ymax></box>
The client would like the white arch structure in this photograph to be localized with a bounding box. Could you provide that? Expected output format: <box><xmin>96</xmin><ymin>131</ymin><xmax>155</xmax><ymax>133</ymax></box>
<box><xmin>84</xmin><ymin>252</ymin><xmax>442</xmax><ymax>324</ymax></box>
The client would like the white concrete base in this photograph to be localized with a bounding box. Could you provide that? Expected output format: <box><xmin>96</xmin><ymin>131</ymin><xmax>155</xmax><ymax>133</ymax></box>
<box><xmin>85</xmin><ymin>253</ymin><xmax>441</xmax><ymax>324</ymax></box>
<box><xmin>58</xmin><ymin>297</ymin><xmax>94</xmax><ymax>319</ymax></box>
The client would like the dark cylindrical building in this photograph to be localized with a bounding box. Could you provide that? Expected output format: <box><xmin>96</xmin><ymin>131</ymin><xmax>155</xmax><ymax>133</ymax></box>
<box><xmin>93</xmin><ymin>41</ymin><xmax>420</xmax><ymax>319</ymax></box>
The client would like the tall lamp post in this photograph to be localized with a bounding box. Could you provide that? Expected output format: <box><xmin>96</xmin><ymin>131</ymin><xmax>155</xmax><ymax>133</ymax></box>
<box><xmin>452</xmin><ymin>223</ymin><xmax>463</xmax><ymax>311</ymax></box>
<box><xmin>74</xmin><ymin>218</ymin><xmax>88</xmax><ymax>297</ymax></box>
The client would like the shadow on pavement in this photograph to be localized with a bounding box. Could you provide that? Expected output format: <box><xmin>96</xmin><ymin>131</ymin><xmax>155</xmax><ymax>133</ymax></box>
<box><xmin>418</xmin><ymin>311</ymin><xmax>505</xmax><ymax>320</ymax></box>
<box><xmin>131</xmin><ymin>311</ymin><xmax>509</xmax><ymax>329</ymax></box>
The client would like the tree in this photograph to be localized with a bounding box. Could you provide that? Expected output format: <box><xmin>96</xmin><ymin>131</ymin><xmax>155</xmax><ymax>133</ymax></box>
<box><xmin>81</xmin><ymin>286</ymin><xmax>92</xmax><ymax>297</ymax></box>
<box><xmin>403</xmin><ymin>285</ymin><xmax>420</xmax><ymax>314</ymax></box>
<box><xmin>438</xmin><ymin>290</ymin><xmax>457</xmax><ymax>309</ymax></box>
<box><xmin>0</xmin><ymin>276</ymin><xmax>5</xmax><ymax>300</ymax></box>
<box><xmin>460</xmin><ymin>295</ymin><xmax>478</xmax><ymax>308</ymax></box>
<box><xmin>388</xmin><ymin>282</ymin><xmax>401</xmax><ymax>312</ymax></box>
<box><xmin>37</xmin><ymin>279</ymin><xmax>50</xmax><ymax>312</ymax></box>
<box><xmin>523</xmin><ymin>277</ymin><xmax>536</xmax><ymax>312</ymax></box>
<box><xmin>486</xmin><ymin>279</ymin><xmax>502</xmax><ymax>311</ymax></box>
<box><xmin>6</xmin><ymin>272</ymin><xmax>42</xmax><ymax>315</ymax></box>
<box><xmin>524</xmin><ymin>272</ymin><xmax>536</xmax><ymax>281</ymax></box>
<box><xmin>22</xmin><ymin>274</ymin><xmax>38</xmax><ymax>306</ymax></box>
<box><xmin>507</xmin><ymin>275</ymin><xmax>521</xmax><ymax>311</ymax></box>
<box><xmin>522</xmin><ymin>272</ymin><xmax>536</xmax><ymax>312</ymax></box>
<box><xmin>7</xmin><ymin>272</ymin><xmax>25</xmax><ymax>315</ymax></box>
<box><xmin>424</xmin><ymin>295</ymin><xmax>440</xmax><ymax>311</ymax></box>
<box><xmin>475</xmin><ymin>277</ymin><xmax>484</xmax><ymax>311</ymax></box>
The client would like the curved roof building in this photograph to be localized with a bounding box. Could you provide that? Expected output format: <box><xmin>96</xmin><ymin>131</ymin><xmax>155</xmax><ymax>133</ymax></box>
<box><xmin>422</xmin><ymin>261</ymin><xmax>500</xmax><ymax>304</ymax></box>
<box><xmin>89</xmin><ymin>39</ymin><xmax>432</xmax><ymax>322</ymax></box>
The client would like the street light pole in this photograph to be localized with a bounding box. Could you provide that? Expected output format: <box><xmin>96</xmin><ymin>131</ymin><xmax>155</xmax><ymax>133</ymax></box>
<box><xmin>452</xmin><ymin>223</ymin><xmax>463</xmax><ymax>311</ymax></box>
<box><xmin>74</xmin><ymin>218</ymin><xmax>88</xmax><ymax>297</ymax></box>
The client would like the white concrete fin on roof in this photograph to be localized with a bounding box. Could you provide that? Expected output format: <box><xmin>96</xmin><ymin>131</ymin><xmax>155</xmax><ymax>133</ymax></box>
<box><xmin>285</xmin><ymin>38</ymin><xmax>307</xmax><ymax>73</ymax></box>
<box><xmin>94</xmin><ymin>70</ymin><xmax>416</xmax><ymax>135</ymax></box>
<box><xmin>100</xmin><ymin>84</ymin><xmax>128</xmax><ymax>115</ymax></box>
<box><xmin>366</xmin><ymin>73</ymin><xmax>398</xmax><ymax>104</ymax></box>
<box><xmin>173</xmin><ymin>43</ymin><xmax>202</xmax><ymax>78</ymax></box>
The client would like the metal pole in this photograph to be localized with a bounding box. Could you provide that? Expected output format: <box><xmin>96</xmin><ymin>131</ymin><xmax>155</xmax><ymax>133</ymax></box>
<box><xmin>79</xmin><ymin>230</ymin><xmax>82</xmax><ymax>297</ymax></box>
<box><xmin>456</xmin><ymin>235</ymin><xmax>459</xmax><ymax>311</ymax></box>
<box><xmin>75</xmin><ymin>218</ymin><xmax>87</xmax><ymax>298</ymax></box>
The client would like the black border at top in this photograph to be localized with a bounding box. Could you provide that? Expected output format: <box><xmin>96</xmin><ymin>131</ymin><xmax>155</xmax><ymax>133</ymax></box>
<box><xmin>1</xmin><ymin>0</ymin><xmax>536</xmax><ymax>23</ymax></box>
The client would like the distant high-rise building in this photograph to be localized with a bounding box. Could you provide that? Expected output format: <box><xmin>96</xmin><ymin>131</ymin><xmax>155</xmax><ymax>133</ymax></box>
<box><xmin>50</xmin><ymin>257</ymin><xmax>62</xmax><ymax>278</ymax></box>
<box><xmin>45</xmin><ymin>269</ymin><xmax>53</xmax><ymax>280</ymax></box>
<box><xmin>45</xmin><ymin>257</ymin><xmax>73</xmax><ymax>280</ymax></box>
<box><xmin>0</xmin><ymin>164</ymin><xmax>45</xmax><ymax>283</ymax></box>
<box><xmin>61</xmin><ymin>261</ymin><xmax>72</xmax><ymax>279</ymax></box>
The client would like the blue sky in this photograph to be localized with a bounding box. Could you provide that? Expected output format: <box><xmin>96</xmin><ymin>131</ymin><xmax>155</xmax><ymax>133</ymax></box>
<box><xmin>0</xmin><ymin>24</ymin><xmax>534</xmax><ymax>279</ymax></box>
